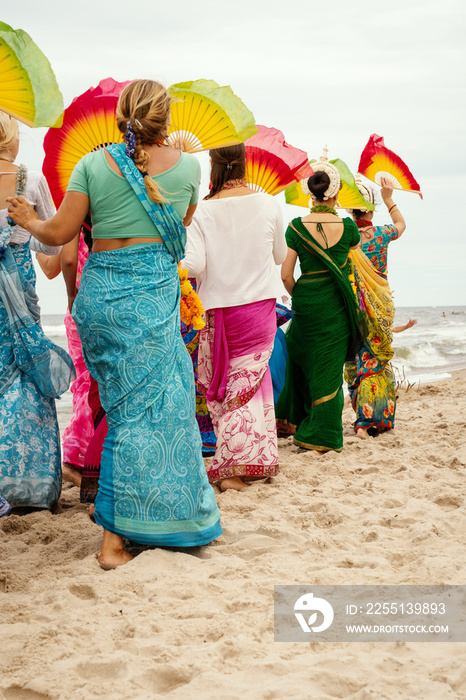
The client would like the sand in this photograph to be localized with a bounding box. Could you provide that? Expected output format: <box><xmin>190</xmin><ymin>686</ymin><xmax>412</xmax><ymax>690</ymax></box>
<box><xmin>1</xmin><ymin>373</ymin><xmax>466</xmax><ymax>700</ymax></box>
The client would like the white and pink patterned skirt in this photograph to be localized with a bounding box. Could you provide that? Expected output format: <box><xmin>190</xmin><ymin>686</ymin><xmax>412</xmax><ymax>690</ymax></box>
<box><xmin>198</xmin><ymin>299</ymin><xmax>279</xmax><ymax>483</ymax></box>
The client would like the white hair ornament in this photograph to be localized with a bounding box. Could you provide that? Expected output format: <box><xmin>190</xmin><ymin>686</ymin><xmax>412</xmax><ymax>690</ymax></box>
<box><xmin>308</xmin><ymin>145</ymin><xmax>341</xmax><ymax>201</ymax></box>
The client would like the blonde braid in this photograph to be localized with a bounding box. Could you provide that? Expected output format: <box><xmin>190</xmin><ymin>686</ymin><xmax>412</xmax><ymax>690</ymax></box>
<box><xmin>116</xmin><ymin>80</ymin><xmax>172</xmax><ymax>204</ymax></box>
<box><xmin>133</xmin><ymin>139</ymin><xmax>167</xmax><ymax>204</ymax></box>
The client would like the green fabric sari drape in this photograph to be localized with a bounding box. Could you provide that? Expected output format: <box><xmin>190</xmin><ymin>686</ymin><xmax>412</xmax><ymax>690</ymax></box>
<box><xmin>276</xmin><ymin>217</ymin><xmax>362</xmax><ymax>451</ymax></box>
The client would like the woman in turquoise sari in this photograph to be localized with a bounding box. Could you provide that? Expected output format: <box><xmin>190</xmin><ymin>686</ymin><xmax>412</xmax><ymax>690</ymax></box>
<box><xmin>8</xmin><ymin>80</ymin><xmax>222</xmax><ymax>568</ymax></box>
<box><xmin>276</xmin><ymin>157</ymin><xmax>361</xmax><ymax>453</ymax></box>
<box><xmin>0</xmin><ymin>113</ymin><xmax>74</xmax><ymax>510</ymax></box>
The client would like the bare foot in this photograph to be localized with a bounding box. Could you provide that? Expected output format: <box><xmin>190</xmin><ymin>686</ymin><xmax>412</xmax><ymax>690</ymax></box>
<box><xmin>220</xmin><ymin>477</ymin><xmax>248</xmax><ymax>492</ymax></box>
<box><xmin>98</xmin><ymin>529</ymin><xmax>134</xmax><ymax>570</ymax></box>
<box><xmin>312</xmin><ymin>450</ymin><xmax>327</xmax><ymax>456</ymax></box>
<box><xmin>89</xmin><ymin>504</ymin><xmax>96</xmax><ymax>522</ymax></box>
<box><xmin>62</xmin><ymin>463</ymin><xmax>82</xmax><ymax>487</ymax></box>
<box><xmin>356</xmin><ymin>428</ymin><xmax>369</xmax><ymax>440</ymax></box>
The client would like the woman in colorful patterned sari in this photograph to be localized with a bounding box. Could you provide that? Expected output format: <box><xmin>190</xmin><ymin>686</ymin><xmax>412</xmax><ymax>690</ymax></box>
<box><xmin>345</xmin><ymin>177</ymin><xmax>406</xmax><ymax>438</ymax></box>
<box><xmin>7</xmin><ymin>80</ymin><xmax>222</xmax><ymax>568</ymax></box>
<box><xmin>181</xmin><ymin>145</ymin><xmax>287</xmax><ymax>491</ymax></box>
<box><xmin>0</xmin><ymin>114</ymin><xmax>74</xmax><ymax>509</ymax></box>
<box><xmin>276</xmin><ymin>158</ymin><xmax>362</xmax><ymax>453</ymax></box>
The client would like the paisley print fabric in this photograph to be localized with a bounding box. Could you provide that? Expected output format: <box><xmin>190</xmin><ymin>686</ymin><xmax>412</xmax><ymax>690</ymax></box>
<box><xmin>72</xmin><ymin>243</ymin><xmax>221</xmax><ymax>546</ymax></box>
<box><xmin>0</xmin><ymin>495</ymin><xmax>11</xmax><ymax>517</ymax></box>
<box><xmin>0</xmin><ymin>243</ymin><xmax>75</xmax><ymax>508</ymax></box>
<box><xmin>198</xmin><ymin>299</ymin><xmax>279</xmax><ymax>483</ymax></box>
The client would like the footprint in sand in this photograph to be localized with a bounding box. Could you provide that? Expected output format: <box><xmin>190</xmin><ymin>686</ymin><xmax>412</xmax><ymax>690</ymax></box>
<box><xmin>433</xmin><ymin>494</ymin><xmax>463</xmax><ymax>511</ymax></box>
<box><xmin>3</xmin><ymin>688</ymin><xmax>52</xmax><ymax>700</ymax></box>
<box><xmin>314</xmin><ymin>510</ymin><xmax>343</xmax><ymax>529</ymax></box>
<box><xmin>68</xmin><ymin>583</ymin><xmax>97</xmax><ymax>601</ymax></box>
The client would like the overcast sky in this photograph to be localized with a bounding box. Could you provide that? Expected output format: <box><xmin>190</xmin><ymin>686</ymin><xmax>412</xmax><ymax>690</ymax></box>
<box><xmin>5</xmin><ymin>0</ymin><xmax>466</xmax><ymax>314</ymax></box>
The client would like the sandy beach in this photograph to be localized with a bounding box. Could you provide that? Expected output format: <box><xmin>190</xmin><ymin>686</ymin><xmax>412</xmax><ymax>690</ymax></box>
<box><xmin>1</xmin><ymin>372</ymin><xmax>466</xmax><ymax>700</ymax></box>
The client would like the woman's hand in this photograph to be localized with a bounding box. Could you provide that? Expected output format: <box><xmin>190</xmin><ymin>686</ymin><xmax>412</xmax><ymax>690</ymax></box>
<box><xmin>380</xmin><ymin>177</ymin><xmax>394</xmax><ymax>204</ymax></box>
<box><xmin>6</xmin><ymin>196</ymin><xmax>38</xmax><ymax>229</ymax></box>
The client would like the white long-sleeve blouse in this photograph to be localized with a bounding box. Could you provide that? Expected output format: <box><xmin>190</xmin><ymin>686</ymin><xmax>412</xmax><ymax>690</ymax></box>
<box><xmin>181</xmin><ymin>192</ymin><xmax>287</xmax><ymax>311</ymax></box>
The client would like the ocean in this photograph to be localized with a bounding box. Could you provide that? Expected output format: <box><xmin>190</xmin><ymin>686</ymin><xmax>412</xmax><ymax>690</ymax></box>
<box><xmin>42</xmin><ymin>306</ymin><xmax>466</xmax><ymax>393</ymax></box>
<box><xmin>392</xmin><ymin>306</ymin><xmax>466</xmax><ymax>384</ymax></box>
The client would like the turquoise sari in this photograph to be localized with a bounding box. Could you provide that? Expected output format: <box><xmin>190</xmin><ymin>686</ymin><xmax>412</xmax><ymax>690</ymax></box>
<box><xmin>72</xmin><ymin>149</ymin><xmax>221</xmax><ymax>546</ymax></box>
<box><xmin>0</xmin><ymin>242</ymin><xmax>74</xmax><ymax>508</ymax></box>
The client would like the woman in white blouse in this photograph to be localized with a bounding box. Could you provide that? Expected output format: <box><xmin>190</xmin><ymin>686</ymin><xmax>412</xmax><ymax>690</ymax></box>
<box><xmin>0</xmin><ymin>114</ymin><xmax>74</xmax><ymax>511</ymax></box>
<box><xmin>182</xmin><ymin>144</ymin><xmax>287</xmax><ymax>491</ymax></box>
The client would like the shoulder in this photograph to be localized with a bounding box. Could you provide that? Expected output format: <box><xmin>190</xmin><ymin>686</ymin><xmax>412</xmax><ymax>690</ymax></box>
<box><xmin>378</xmin><ymin>223</ymin><xmax>399</xmax><ymax>240</ymax></box>
<box><xmin>24</xmin><ymin>170</ymin><xmax>52</xmax><ymax>195</ymax></box>
<box><xmin>241</xmin><ymin>191</ymin><xmax>280</xmax><ymax>213</ymax></box>
<box><xmin>75</xmin><ymin>150</ymin><xmax>102</xmax><ymax>172</ymax></box>
<box><xmin>342</xmin><ymin>216</ymin><xmax>358</xmax><ymax>230</ymax></box>
<box><xmin>286</xmin><ymin>218</ymin><xmax>301</xmax><ymax>236</ymax></box>
<box><xmin>177</xmin><ymin>151</ymin><xmax>201</xmax><ymax>174</ymax></box>
<box><xmin>342</xmin><ymin>216</ymin><xmax>360</xmax><ymax>245</ymax></box>
<box><xmin>24</xmin><ymin>169</ymin><xmax>46</xmax><ymax>186</ymax></box>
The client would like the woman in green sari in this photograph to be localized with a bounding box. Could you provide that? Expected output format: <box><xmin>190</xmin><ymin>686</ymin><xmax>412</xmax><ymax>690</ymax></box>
<box><xmin>276</xmin><ymin>157</ymin><xmax>361</xmax><ymax>453</ymax></box>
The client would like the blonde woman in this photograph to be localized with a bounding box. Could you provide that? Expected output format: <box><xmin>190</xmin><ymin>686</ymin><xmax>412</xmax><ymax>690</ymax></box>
<box><xmin>0</xmin><ymin>114</ymin><xmax>73</xmax><ymax>510</ymax></box>
<box><xmin>8</xmin><ymin>80</ymin><xmax>222</xmax><ymax>568</ymax></box>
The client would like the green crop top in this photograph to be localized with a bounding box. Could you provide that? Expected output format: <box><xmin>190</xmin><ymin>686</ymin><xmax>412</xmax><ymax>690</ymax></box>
<box><xmin>67</xmin><ymin>148</ymin><xmax>201</xmax><ymax>239</ymax></box>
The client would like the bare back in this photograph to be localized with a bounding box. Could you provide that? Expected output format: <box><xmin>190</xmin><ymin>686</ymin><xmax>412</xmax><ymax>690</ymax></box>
<box><xmin>0</xmin><ymin>163</ymin><xmax>18</xmax><ymax>210</ymax></box>
<box><xmin>301</xmin><ymin>213</ymin><xmax>344</xmax><ymax>249</ymax></box>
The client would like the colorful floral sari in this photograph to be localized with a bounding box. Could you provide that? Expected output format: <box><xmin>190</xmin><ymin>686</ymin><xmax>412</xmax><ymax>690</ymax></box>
<box><xmin>198</xmin><ymin>299</ymin><xmax>279</xmax><ymax>483</ymax></box>
<box><xmin>345</xmin><ymin>248</ymin><xmax>396</xmax><ymax>431</ymax></box>
<box><xmin>0</xmin><ymin>243</ymin><xmax>74</xmax><ymax>508</ymax></box>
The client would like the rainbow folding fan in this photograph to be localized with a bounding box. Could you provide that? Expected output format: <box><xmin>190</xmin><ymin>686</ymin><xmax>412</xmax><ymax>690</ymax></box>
<box><xmin>0</xmin><ymin>21</ymin><xmax>63</xmax><ymax>127</ymax></box>
<box><xmin>244</xmin><ymin>125</ymin><xmax>312</xmax><ymax>196</ymax></box>
<box><xmin>168</xmin><ymin>79</ymin><xmax>257</xmax><ymax>153</ymax></box>
<box><xmin>358</xmin><ymin>133</ymin><xmax>422</xmax><ymax>198</ymax></box>
<box><xmin>285</xmin><ymin>157</ymin><xmax>374</xmax><ymax>210</ymax></box>
<box><xmin>43</xmin><ymin>78</ymin><xmax>131</xmax><ymax>206</ymax></box>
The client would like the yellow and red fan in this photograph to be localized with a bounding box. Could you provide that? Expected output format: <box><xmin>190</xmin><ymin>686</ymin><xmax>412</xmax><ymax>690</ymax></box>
<box><xmin>168</xmin><ymin>79</ymin><xmax>257</xmax><ymax>153</ymax></box>
<box><xmin>285</xmin><ymin>157</ymin><xmax>374</xmax><ymax>211</ymax></box>
<box><xmin>0</xmin><ymin>21</ymin><xmax>63</xmax><ymax>127</ymax></box>
<box><xmin>43</xmin><ymin>77</ymin><xmax>132</xmax><ymax>206</ymax></box>
<box><xmin>244</xmin><ymin>125</ymin><xmax>313</xmax><ymax>196</ymax></box>
<box><xmin>358</xmin><ymin>133</ymin><xmax>422</xmax><ymax>199</ymax></box>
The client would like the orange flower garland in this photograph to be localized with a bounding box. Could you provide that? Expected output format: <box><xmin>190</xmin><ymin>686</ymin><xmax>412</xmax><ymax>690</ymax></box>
<box><xmin>178</xmin><ymin>264</ymin><xmax>205</xmax><ymax>330</ymax></box>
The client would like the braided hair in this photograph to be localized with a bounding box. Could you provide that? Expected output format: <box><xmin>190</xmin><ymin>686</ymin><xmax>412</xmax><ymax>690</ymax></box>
<box><xmin>116</xmin><ymin>80</ymin><xmax>172</xmax><ymax>204</ymax></box>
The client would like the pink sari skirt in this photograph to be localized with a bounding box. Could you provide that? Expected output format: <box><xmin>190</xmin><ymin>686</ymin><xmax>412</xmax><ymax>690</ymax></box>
<box><xmin>62</xmin><ymin>236</ymin><xmax>93</xmax><ymax>469</ymax></box>
<box><xmin>198</xmin><ymin>298</ymin><xmax>279</xmax><ymax>483</ymax></box>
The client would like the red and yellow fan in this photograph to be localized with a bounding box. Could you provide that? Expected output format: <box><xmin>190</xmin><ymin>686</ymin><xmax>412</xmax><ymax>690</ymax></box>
<box><xmin>0</xmin><ymin>21</ymin><xmax>63</xmax><ymax>127</ymax></box>
<box><xmin>285</xmin><ymin>157</ymin><xmax>374</xmax><ymax>211</ymax></box>
<box><xmin>168</xmin><ymin>79</ymin><xmax>257</xmax><ymax>153</ymax></box>
<box><xmin>358</xmin><ymin>133</ymin><xmax>422</xmax><ymax>198</ymax></box>
<box><xmin>43</xmin><ymin>78</ymin><xmax>131</xmax><ymax>206</ymax></box>
<box><xmin>244</xmin><ymin>125</ymin><xmax>312</xmax><ymax>196</ymax></box>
